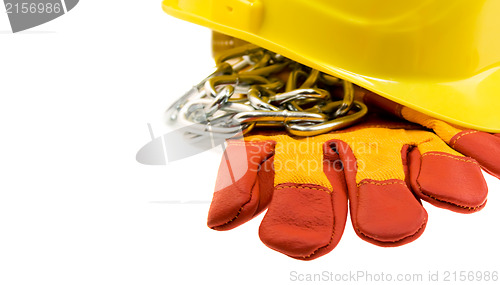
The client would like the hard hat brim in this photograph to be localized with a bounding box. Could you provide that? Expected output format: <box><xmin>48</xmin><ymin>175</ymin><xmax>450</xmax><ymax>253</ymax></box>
<box><xmin>163</xmin><ymin>0</ymin><xmax>500</xmax><ymax>132</ymax></box>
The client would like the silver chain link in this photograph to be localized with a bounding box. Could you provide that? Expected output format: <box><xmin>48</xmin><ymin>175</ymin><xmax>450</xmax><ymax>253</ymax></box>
<box><xmin>165</xmin><ymin>44</ymin><xmax>368</xmax><ymax>137</ymax></box>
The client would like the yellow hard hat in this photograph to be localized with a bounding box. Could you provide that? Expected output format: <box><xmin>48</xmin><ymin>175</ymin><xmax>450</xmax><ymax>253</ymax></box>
<box><xmin>162</xmin><ymin>0</ymin><xmax>500</xmax><ymax>132</ymax></box>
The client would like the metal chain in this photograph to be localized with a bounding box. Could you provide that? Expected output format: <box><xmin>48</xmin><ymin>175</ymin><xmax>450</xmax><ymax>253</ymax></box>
<box><xmin>165</xmin><ymin>44</ymin><xmax>368</xmax><ymax>137</ymax></box>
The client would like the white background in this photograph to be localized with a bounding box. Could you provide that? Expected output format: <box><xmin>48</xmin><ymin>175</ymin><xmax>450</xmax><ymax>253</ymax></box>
<box><xmin>0</xmin><ymin>1</ymin><xmax>499</xmax><ymax>284</ymax></box>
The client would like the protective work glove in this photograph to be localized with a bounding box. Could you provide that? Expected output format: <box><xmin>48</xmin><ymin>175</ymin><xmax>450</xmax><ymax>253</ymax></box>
<box><xmin>363</xmin><ymin>92</ymin><xmax>500</xmax><ymax>179</ymax></box>
<box><xmin>208</xmin><ymin>115</ymin><xmax>488</xmax><ymax>260</ymax></box>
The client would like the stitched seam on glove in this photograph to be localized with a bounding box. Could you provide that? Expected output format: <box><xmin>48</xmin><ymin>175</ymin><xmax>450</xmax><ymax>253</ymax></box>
<box><xmin>274</xmin><ymin>185</ymin><xmax>330</xmax><ymax>194</ymax></box>
<box><xmin>357</xmin><ymin>180</ymin><xmax>405</xmax><ymax>187</ymax></box>
<box><xmin>356</xmin><ymin>221</ymin><xmax>426</xmax><ymax>244</ymax></box>
<box><xmin>210</xmin><ymin>184</ymin><xmax>252</xmax><ymax>229</ymax></box>
<box><xmin>450</xmin><ymin>130</ymin><xmax>479</xmax><ymax>148</ymax></box>
<box><xmin>425</xmin><ymin>194</ymin><xmax>485</xmax><ymax>211</ymax></box>
<box><xmin>415</xmin><ymin>154</ymin><xmax>483</xmax><ymax>210</ymax></box>
<box><xmin>421</xmin><ymin>152</ymin><xmax>479</xmax><ymax>165</ymax></box>
<box><xmin>353</xmin><ymin>178</ymin><xmax>426</xmax><ymax>244</ymax></box>
<box><xmin>211</xmin><ymin>154</ymin><xmax>275</xmax><ymax>229</ymax></box>
<box><xmin>274</xmin><ymin>184</ymin><xmax>337</xmax><ymax>260</ymax></box>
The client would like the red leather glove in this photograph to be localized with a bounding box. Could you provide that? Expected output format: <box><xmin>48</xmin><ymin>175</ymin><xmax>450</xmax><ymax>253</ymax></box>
<box><xmin>363</xmin><ymin>91</ymin><xmax>500</xmax><ymax>179</ymax></box>
<box><xmin>207</xmin><ymin>117</ymin><xmax>488</xmax><ymax>260</ymax></box>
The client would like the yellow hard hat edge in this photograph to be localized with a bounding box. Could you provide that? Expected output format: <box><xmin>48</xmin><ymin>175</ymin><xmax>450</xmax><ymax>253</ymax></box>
<box><xmin>162</xmin><ymin>0</ymin><xmax>500</xmax><ymax>132</ymax></box>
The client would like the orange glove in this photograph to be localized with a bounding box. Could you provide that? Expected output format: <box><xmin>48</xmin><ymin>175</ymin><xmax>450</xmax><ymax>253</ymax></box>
<box><xmin>207</xmin><ymin>116</ymin><xmax>488</xmax><ymax>260</ymax></box>
<box><xmin>363</xmin><ymin>92</ymin><xmax>500</xmax><ymax>179</ymax></box>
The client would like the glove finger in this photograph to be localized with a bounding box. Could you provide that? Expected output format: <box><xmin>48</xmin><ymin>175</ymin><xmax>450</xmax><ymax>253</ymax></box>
<box><xmin>258</xmin><ymin>143</ymin><xmax>348</xmax><ymax>260</ymax></box>
<box><xmin>449</xmin><ymin>130</ymin><xmax>500</xmax><ymax>179</ymax></box>
<box><xmin>407</xmin><ymin>143</ymin><xmax>488</xmax><ymax>213</ymax></box>
<box><xmin>363</xmin><ymin>91</ymin><xmax>500</xmax><ymax>179</ymax></box>
<box><xmin>207</xmin><ymin>140</ymin><xmax>276</xmax><ymax>230</ymax></box>
<box><xmin>331</xmin><ymin>140</ymin><xmax>428</xmax><ymax>246</ymax></box>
